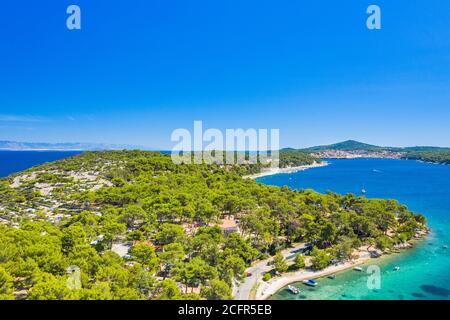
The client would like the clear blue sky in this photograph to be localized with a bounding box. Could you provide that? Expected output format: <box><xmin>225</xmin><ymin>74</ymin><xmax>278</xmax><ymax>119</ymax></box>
<box><xmin>1</xmin><ymin>0</ymin><xmax>449</xmax><ymax>149</ymax></box>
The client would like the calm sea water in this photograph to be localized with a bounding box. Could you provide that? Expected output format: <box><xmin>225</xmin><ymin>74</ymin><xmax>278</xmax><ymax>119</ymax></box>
<box><xmin>0</xmin><ymin>151</ymin><xmax>81</xmax><ymax>178</ymax></box>
<box><xmin>257</xmin><ymin>158</ymin><xmax>450</xmax><ymax>300</ymax></box>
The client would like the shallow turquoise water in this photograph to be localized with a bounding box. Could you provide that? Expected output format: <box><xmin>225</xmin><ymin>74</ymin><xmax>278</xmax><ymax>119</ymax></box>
<box><xmin>257</xmin><ymin>158</ymin><xmax>450</xmax><ymax>300</ymax></box>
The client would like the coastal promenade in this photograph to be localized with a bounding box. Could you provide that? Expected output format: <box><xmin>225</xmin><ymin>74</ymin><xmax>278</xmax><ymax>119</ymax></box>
<box><xmin>234</xmin><ymin>243</ymin><xmax>308</xmax><ymax>300</ymax></box>
<box><xmin>236</xmin><ymin>232</ymin><xmax>428</xmax><ymax>300</ymax></box>
<box><xmin>255</xmin><ymin>254</ymin><xmax>371</xmax><ymax>300</ymax></box>
<box><xmin>234</xmin><ymin>244</ymin><xmax>373</xmax><ymax>300</ymax></box>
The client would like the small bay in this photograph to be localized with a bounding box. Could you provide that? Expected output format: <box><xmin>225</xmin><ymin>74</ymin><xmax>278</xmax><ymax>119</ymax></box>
<box><xmin>257</xmin><ymin>158</ymin><xmax>450</xmax><ymax>300</ymax></box>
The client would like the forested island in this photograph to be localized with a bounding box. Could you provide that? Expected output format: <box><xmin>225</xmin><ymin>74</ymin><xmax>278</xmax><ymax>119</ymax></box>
<box><xmin>403</xmin><ymin>151</ymin><xmax>450</xmax><ymax>165</ymax></box>
<box><xmin>0</xmin><ymin>150</ymin><xmax>427</xmax><ymax>300</ymax></box>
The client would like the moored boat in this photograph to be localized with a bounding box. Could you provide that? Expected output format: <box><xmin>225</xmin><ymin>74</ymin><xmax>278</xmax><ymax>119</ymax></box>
<box><xmin>354</xmin><ymin>266</ymin><xmax>363</xmax><ymax>272</ymax></box>
<box><xmin>303</xmin><ymin>279</ymin><xmax>318</xmax><ymax>287</ymax></box>
<box><xmin>287</xmin><ymin>285</ymin><xmax>300</xmax><ymax>294</ymax></box>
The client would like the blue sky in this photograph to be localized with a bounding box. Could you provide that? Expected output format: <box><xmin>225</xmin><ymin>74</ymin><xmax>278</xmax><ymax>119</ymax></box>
<box><xmin>1</xmin><ymin>0</ymin><xmax>449</xmax><ymax>149</ymax></box>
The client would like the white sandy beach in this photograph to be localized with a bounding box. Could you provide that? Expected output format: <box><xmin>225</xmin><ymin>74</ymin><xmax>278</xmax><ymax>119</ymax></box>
<box><xmin>244</xmin><ymin>161</ymin><xmax>329</xmax><ymax>180</ymax></box>
<box><xmin>255</xmin><ymin>253</ymin><xmax>371</xmax><ymax>300</ymax></box>
<box><xmin>252</xmin><ymin>231</ymin><xmax>429</xmax><ymax>300</ymax></box>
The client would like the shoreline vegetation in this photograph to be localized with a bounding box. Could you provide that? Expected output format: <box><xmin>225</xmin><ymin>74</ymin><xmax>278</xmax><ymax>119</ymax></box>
<box><xmin>0</xmin><ymin>150</ymin><xmax>429</xmax><ymax>300</ymax></box>
<box><xmin>404</xmin><ymin>152</ymin><xmax>450</xmax><ymax>166</ymax></box>
<box><xmin>254</xmin><ymin>229</ymin><xmax>430</xmax><ymax>300</ymax></box>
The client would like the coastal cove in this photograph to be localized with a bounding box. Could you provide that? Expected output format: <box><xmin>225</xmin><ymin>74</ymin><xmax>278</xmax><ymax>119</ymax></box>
<box><xmin>256</xmin><ymin>158</ymin><xmax>450</xmax><ymax>300</ymax></box>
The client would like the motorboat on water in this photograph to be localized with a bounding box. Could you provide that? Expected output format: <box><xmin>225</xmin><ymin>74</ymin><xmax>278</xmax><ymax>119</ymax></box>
<box><xmin>328</xmin><ymin>274</ymin><xmax>336</xmax><ymax>279</ymax></box>
<box><xmin>393</xmin><ymin>266</ymin><xmax>400</xmax><ymax>271</ymax></box>
<box><xmin>354</xmin><ymin>266</ymin><xmax>363</xmax><ymax>272</ymax></box>
<box><xmin>287</xmin><ymin>285</ymin><xmax>300</xmax><ymax>294</ymax></box>
<box><xmin>303</xmin><ymin>279</ymin><xmax>318</xmax><ymax>287</ymax></box>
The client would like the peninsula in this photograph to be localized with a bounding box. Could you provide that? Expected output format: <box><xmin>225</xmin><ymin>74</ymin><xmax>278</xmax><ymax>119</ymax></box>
<box><xmin>0</xmin><ymin>150</ymin><xmax>428</xmax><ymax>300</ymax></box>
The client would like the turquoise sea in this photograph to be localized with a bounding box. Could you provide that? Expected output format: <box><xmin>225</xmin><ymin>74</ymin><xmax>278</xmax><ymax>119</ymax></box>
<box><xmin>257</xmin><ymin>158</ymin><xmax>450</xmax><ymax>300</ymax></box>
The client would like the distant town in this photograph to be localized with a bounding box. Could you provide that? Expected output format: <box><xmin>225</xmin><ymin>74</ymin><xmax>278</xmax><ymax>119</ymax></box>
<box><xmin>312</xmin><ymin>150</ymin><xmax>401</xmax><ymax>159</ymax></box>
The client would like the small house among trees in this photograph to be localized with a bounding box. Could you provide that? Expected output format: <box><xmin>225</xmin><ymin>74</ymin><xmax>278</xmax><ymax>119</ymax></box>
<box><xmin>218</xmin><ymin>216</ymin><xmax>239</xmax><ymax>235</ymax></box>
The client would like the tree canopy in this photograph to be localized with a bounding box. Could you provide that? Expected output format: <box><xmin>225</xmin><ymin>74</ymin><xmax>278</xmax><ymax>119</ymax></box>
<box><xmin>0</xmin><ymin>150</ymin><xmax>427</xmax><ymax>300</ymax></box>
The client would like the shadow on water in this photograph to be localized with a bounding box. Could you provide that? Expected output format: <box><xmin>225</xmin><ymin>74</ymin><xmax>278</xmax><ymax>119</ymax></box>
<box><xmin>411</xmin><ymin>292</ymin><xmax>427</xmax><ymax>298</ymax></box>
<box><xmin>420</xmin><ymin>285</ymin><xmax>450</xmax><ymax>297</ymax></box>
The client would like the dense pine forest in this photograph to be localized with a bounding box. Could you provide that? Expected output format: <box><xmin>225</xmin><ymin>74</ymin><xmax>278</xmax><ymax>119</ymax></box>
<box><xmin>0</xmin><ymin>151</ymin><xmax>427</xmax><ymax>300</ymax></box>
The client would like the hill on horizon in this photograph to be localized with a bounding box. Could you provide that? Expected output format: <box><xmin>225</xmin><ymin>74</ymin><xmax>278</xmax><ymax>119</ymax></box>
<box><xmin>0</xmin><ymin>140</ymin><xmax>143</xmax><ymax>151</ymax></box>
<box><xmin>301</xmin><ymin>140</ymin><xmax>386</xmax><ymax>152</ymax></box>
<box><xmin>297</xmin><ymin>140</ymin><xmax>450</xmax><ymax>153</ymax></box>
<box><xmin>1</xmin><ymin>139</ymin><xmax>449</xmax><ymax>153</ymax></box>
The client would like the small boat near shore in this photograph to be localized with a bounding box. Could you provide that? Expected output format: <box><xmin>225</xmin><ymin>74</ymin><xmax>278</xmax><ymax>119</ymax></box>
<box><xmin>303</xmin><ymin>279</ymin><xmax>318</xmax><ymax>287</ymax></box>
<box><xmin>287</xmin><ymin>285</ymin><xmax>300</xmax><ymax>294</ymax></box>
<box><xmin>354</xmin><ymin>266</ymin><xmax>363</xmax><ymax>272</ymax></box>
<box><xmin>393</xmin><ymin>266</ymin><xmax>400</xmax><ymax>271</ymax></box>
<box><xmin>328</xmin><ymin>274</ymin><xmax>336</xmax><ymax>279</ymax></box>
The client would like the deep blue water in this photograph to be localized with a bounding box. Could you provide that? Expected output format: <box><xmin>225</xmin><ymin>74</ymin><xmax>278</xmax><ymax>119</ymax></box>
<box><xmin>0</xmin><ymin>151</ymin><xmax>81</xmax><ymax>178</ymax></box>
<box><xmin>257</xmin><ymin>158</ymin><xmax>450</xmax><ymax>300</ymax></box>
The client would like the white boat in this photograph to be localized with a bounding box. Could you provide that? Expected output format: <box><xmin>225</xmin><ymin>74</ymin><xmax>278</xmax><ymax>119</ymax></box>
<box><xmin>393</xmin><ymin>266</ymin><xmax>400</xmax><ymax>271</ymax></box>
<box><xmin>287</xmin><ymin>285</ymin><xmax>300</xmax><ymax>294</ymax></box>
<box><xmin>354</xmin><ymin>266</ymin><xmax>363</xmax><ymax>272</ymax></box>
<box><xmin>443</xmin><ymin>244</ymin><xmax>448</xmax><ymax>249</ymax></box>
<box><xmin>303</xmin><ymin>279</ymin><xmax>318</xmax><ymax>287</ymax></box>
<box><xmin>361</xmin><ymin>188</ymin><xmax>366</xmax><ymax>194</ymax></box>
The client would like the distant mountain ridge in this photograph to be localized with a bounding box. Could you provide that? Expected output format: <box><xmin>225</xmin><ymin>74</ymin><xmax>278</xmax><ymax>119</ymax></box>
<box><xmin>0</xmin><ymin>140</ymin><xmax>143</xmax><ymax>151</ymax></box>
<box><xmin>1</xmin><ymin>139</ymin><xmax>449</xmax><ymax>153</ymax></box>
<box><xmin>302</xmin><ymin>140</ymin><xmax>384</xmax><ymax>152</ymax></box>
<box><xmin>298</xmin><ymin>140</ymin><xmax>450</xmax><ymax>153</ymax></box>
